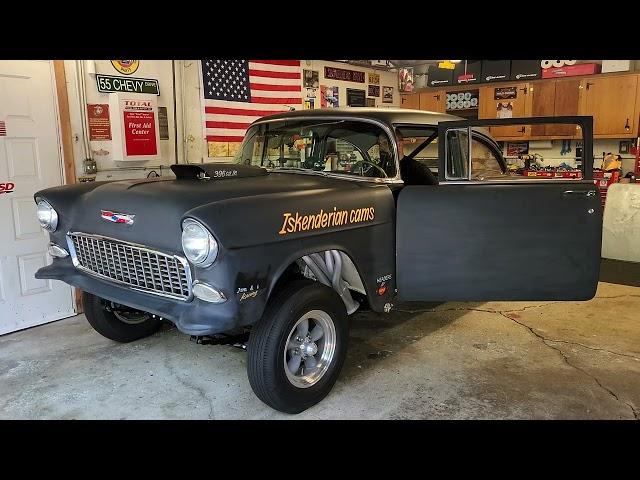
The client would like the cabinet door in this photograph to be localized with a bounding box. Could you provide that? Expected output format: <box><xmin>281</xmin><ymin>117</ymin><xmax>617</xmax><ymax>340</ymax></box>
<box><xmin>400</xmin><ymin>94</ymin><xmax>420</xmax><ymax>109</ymax></box>
<box><xmin>419</xmin><ymin>91</ymin><xmax>445</xmax><ymax>112</ymax></box>
<box><xmin>581</xmin><ymin>75</ymin><xmax>638</xmax><ymax>136</ymax></box>
<box><xmin>530</xmin><ymin>80</ymin><xmax>556</xmax><ymax>136</ymax></box>
<box><xmin>550</xmin><ymin>79</ymin><xmax>581</xmax><ymax>137</ymax></box>
<box><xmin>479</xmin><ymin>83</ymin><xmax>529</xmax><ymax>137</ymax></box>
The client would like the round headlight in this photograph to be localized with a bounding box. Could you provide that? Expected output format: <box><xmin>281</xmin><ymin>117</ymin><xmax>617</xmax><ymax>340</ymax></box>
<box><xmin>181</xmin><ymin>219</ymin><xmax>218</xmax><ymax>267</ymax></box>
<box><xmin>36</xmin><ymin>199</ymin><xmax>58</xmax><ymax>232</ymax></box>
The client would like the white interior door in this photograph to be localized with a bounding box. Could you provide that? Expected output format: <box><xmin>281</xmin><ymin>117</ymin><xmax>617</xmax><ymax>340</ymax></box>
<box><xmin>0</xmin><ymin>60</ymin><xmax>75</xmax><ymax>335</ymax></box>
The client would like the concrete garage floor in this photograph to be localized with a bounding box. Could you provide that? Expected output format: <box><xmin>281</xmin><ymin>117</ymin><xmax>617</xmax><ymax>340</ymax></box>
<box><xmin>1</xmin><ymin>281</ymin><xmax>638</xmax><ymax>420</ymax></box>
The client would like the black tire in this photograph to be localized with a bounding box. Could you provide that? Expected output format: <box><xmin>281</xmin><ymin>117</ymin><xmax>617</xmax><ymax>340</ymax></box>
<box><xmin>247</xmin><ymin>279</ymin><xmax>348</xmax><ymax>414</ymax></box>
<box><xmin>82</xmin><ymin>291</ymin><xmax>162</xmax><ymax>343</ymax></box>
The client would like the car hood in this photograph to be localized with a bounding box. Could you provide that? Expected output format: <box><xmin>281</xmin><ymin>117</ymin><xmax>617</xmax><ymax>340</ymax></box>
<box><xmin>36</xmin><ymin>171</ymin><xmax>375</xmax><ymax>252</ymax></box>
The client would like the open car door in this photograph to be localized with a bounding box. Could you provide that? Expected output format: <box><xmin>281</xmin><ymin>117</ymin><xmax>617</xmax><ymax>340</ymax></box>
<box><xmin>396</xmin><ymin>116</ymin><xmax>602</xmax><ymax>301</ymax></box>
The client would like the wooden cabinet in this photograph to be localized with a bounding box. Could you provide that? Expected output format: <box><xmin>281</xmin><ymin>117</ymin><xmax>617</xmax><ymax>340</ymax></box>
<box><xmin>479</xmin><ymin>82</ymin><xmax>530</xmax><ymax>138</ymax></box>
<box><xmin>419</xmin><ymin>90</ymin><xmax>446</xmax><ymax>113</ymax></box>
<box><xmin>410</xmin><ymin>73</ymin><xmax>640</xmax><ymax>140</ymax></box>
<box><xmin>553</xmin><ymin>79</ymin><xmax>581</xmax><ymax>136</ymax></box>
<box><xmin>530</xmin><ymin>79</ymin><xmax>580</xmax><ymax>137</ymax></box>
<box><xmin>579</xmin><ymin>75</ymin><xmax>639</xmax><ymax>137</ymax></box>
<box><xmin>400</xmin><ymin>91</ymin><xmax>446</xmax><ymax>112</ymax></box>
<box><xmin>400</xmin><ymin>94</ymin><xmax>420</xmax><ymax>109</ymax></box>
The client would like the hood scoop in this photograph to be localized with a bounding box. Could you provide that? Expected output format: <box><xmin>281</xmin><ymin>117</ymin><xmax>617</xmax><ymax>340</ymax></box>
<box><xmin>171</xmin><ymin>163</ymin><xmax>268</xmax><ymax>181</ymax></box>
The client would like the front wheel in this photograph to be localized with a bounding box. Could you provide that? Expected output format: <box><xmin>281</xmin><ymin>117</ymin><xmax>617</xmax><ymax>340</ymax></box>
<box><xmin>82</xmin><ymin>292</ymin><xmax>162</xmax><ymax>343</ymax></box>
<box><xmin>247</xmin><ymin>280</ymin><xmax>348</xmax><ymax>414</ymax></box>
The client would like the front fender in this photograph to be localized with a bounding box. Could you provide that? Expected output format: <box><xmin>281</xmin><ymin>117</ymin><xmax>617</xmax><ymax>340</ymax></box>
<box><xmin>187</xmin><ymin>182</ymin><xmax>397</xmax><ymax>323</ymax></box>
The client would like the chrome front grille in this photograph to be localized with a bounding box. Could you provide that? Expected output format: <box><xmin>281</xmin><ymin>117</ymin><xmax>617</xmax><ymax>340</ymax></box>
<box><xmin>67</xmin><ymin>232</ymin><xmax>192</xmax><ymax>301</ymax></box>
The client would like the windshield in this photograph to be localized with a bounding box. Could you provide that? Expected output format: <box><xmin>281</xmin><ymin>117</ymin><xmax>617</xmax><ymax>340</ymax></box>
<box><xmin>234</xmin><ymin>119</ymin><xmax>397</xmax><ymax>179</ymax></box>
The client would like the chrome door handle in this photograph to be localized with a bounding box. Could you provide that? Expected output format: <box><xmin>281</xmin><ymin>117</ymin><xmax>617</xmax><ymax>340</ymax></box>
<box><xmin>564</xmin><ymin>190</ymin><xmax>597</xmax><ymax>197</ymax></box>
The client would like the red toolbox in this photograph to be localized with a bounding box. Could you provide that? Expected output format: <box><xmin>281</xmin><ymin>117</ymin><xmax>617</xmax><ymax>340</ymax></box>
<box><xmin>593</xmin><ymin>170</ymin><xmax>621</xmax><ymax>207</ymax></box>
<box><xmin>522</xmin><ymin>170</ymin><xmax>583</xmax><ymax>179</ymax></box>
<box><xmin>541</xmin><ymin>63</ymin><xmax>601</xmax><ymax>79</ymax></box>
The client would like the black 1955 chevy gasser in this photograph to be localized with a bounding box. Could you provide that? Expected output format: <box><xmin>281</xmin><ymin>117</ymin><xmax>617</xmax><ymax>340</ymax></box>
<box><xmin>34</xmin><ymin>109</ymin><xmax>602</xmax><ymax>413</ymax></box>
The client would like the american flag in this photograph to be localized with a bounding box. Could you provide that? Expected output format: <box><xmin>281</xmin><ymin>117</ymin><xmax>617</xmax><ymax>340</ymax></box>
<box><xmin>202</xmin><ymin>60</ymin><xmax>302</xmax><ymax>144</ymax></box>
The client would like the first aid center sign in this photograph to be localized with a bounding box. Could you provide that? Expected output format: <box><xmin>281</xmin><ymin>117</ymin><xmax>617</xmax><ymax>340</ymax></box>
<box><xmin>108</xmin><ymin>92</ymin><xmax>161</xmax><ymax>162</ymax></box>
<box><xmin>123</xmin><ymin>100</ymin><xmax>158</xmax><ymax>156</ymax></box>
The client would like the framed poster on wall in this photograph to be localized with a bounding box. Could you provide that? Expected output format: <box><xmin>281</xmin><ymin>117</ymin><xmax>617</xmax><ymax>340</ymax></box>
<box><xmin>399</xmin><ymin>67</ymin><xmax>414</xmax><ymax>92</ymax></box>
<box><xmin>382</xmin><ymin>86</ymin><xmax>394</xmax><ymax>103</ymax></box>
<box><xmin>346</xmin><ymin>88</ymin><xmax>366</xmax><ymax>107</ymax></box>
<box><xmin>320</xmin><ymin>85</ymin><xmax>339</xmax><ymax>108</ymax></box>
<box><xmin>303</xmin><ymin>70</ymin><xmax>319</xmax><ymax>88</ymax></box>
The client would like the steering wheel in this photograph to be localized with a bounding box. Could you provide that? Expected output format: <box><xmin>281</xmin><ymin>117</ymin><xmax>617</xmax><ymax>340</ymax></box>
<box><xmin>351</xmin><ymin>160</ymin><xmax>388</xmax><ymax>178</ymax></box>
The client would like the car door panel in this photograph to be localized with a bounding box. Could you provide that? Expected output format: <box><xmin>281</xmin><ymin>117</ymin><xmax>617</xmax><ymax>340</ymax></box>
<box><xmin>396</xmin><ymin>116</ymin><xmax>602</xmax><ymax>302</ymax></box>
<box><xmin>396</xmin><ymin>182</ymin><xmax>602</xmax><ymax>301</ymax></box>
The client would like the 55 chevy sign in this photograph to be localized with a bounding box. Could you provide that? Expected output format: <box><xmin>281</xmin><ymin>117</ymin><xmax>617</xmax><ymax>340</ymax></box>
<box><xmin>97</xmin><ymin>74</ymin><xmax>160</xmax><ymax>95</ymax></box>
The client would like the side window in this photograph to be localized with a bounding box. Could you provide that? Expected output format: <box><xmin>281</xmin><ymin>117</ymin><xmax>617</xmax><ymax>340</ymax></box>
<box><xmin>470</xmin><ymin>137</ymin><xmax>504</xmax><ymax>180</ymax></box>
<box><xmin>445</xmin><ymin>128</ymin><xmax>469</xmax><ymax>180</ymax></box>
<box><xmin>444</xmin><ymin>129</ymin><xmax>505</xmax><ymax>181</ymax></box>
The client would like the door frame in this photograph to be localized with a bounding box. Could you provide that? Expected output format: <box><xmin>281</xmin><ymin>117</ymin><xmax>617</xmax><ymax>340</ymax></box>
<box><xmin>437</xmin><ymin>115</ymin><xmax>595</xmax><ymax>181</ymax></box>
<box><xmin>52</xmin><ymin>60</ymin><xmax>82</xmax><ymax>312</ymax></box>
<box><xmin>53</xmin><ymin>60</ymin><xmax>77</xmax><ymax>187</ymax></box>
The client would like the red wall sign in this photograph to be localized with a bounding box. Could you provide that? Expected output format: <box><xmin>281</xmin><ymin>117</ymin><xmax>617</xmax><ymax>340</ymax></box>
<box><xmin>324</xmin><ymin>66</ymin><xmax>365</xmax><ymax>83</ymax></box>
<box><xmin>87</xmin><ymin>104</ymin><xmax>112</xmax><ymax>141</ymax></box>
<box><xmin>124</xmin><ymin>110</ymin><xmax>158</xmax><ymax>156</ymax></box>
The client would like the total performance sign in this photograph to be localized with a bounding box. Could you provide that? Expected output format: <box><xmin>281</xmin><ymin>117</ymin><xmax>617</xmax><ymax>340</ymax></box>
<box><xmin>108</xmin><ymin>92</ymin><xmax>161</xmax><ymax>161</ymax></box>
<box><xmin>96</xmin><ymin>74</ymin><xmax>160</xmax><ymax>95</ymax></box>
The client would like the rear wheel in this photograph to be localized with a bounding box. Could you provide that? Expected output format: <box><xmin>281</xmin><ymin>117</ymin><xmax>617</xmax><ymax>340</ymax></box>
<box><xmin>82</xmin><ymin>291</ymin><xmax>162</xmax><ymax>343</ymax></box>
<box><xmin>247</xmin><ymin>280</ymin><xmax>348</xmax><ymax>414</ymax></box>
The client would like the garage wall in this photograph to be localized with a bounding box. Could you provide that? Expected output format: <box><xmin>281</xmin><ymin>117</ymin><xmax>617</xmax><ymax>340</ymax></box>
<box><xmin>63</xmin><ymin>60</ymin><xmax>180</xmax><ymax>181</ymax></box>
<box><xmin>302</xmin><ymin>60</ymin><xmax>400</xmax><ymax>108</ymax></box>
<box><xmin>181</xmin><ymin>60</ymin><xmax>211</xmax><ymax>164</ymax></box>
<box><xmin>180</xmin><ymin>60</ymin><xmax>401</xmax><ymax>164</ymax></box>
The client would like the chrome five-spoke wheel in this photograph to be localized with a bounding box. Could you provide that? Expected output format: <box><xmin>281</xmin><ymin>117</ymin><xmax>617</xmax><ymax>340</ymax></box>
<box><xmin>284</xmin><ymin>310</ymin><xmax>336</xmax><ymax>388</ymax></box>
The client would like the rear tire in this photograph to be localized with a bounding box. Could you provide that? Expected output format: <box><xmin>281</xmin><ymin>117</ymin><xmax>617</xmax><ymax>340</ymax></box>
<box><xmin>82</xmin><ymin>292</ymin><xmax>162</xmax><ymax>343</ymax></box>
<box><xmin>247</xmin><ymin>280</ymin><xmax>348</xmax><ymax>414</ymax></box>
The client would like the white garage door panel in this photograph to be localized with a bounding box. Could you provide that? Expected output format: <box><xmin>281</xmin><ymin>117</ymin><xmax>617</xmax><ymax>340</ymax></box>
<box><xmin>0</xmin><ymin>60</ymin><xmax>74</xmax><ymax>335</ymax></box>
<box><xmin>12</xmin><ymin>196</ymin><xmax>46</xmax><ymax>239</ymax></box>
<box><xmin>1</xmin><ymin>75</ymin><xmax>33</xmax><ymax>119</ymax></box>
<box><xmin>7</xmin><ymin>137</ymin><xmax>41</xmax><ymax>179</ymax></box>
<box><xmin>19</xmin><ymin>253</ymin><xmax>52</xmax><ymax>295</ymax></box>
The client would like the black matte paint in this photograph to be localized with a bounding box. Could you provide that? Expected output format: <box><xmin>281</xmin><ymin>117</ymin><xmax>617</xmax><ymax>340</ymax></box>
<box><xmin>396</xmin><ymin>182</ymin><xmax>602</xmax><ymax>301</ymax></box>
<box><xmin>35</xmin><ymin>171</ymin><xmax>396</xmax><ymax>335</ymax></box>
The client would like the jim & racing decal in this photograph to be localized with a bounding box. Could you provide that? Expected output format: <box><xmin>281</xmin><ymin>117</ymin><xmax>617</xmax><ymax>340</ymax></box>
<box><xmin>279</xmin><ymin>206</ymin><xmax>375</xmax><ymax>235</ymax></box>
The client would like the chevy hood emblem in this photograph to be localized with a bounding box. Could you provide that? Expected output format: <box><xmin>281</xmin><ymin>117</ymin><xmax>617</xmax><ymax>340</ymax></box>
<box><xmin>101</xmin><ymin>210</ymin><xmax>135</xmax><ymax>225</ymax></box>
